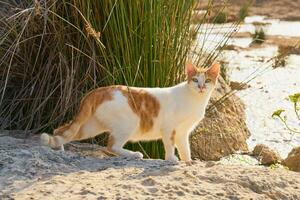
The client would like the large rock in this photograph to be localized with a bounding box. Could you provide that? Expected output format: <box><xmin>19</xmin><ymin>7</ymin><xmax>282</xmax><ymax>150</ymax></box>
<box><xmin>252</xmin><ymin>144</ymin><xmax>282</xmax><ymax>165</ymax></box>
<box><xmin>190</xmin><ymin>77</ymin><xmax>250</xmax><ymax>160</ymax></box>
<box><xmin>283</xmin><ymin>147</ymin><xmax>300</xmax><ymax>172</ymax></box>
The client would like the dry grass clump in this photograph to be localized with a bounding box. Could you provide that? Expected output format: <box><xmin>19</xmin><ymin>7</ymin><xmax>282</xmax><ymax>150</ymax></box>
<box><xmin>272</xmin><ymin>42</ymin><xmax>300</xmax><ymax>69</ymax></box>
<box><xmin>272</xmin><ymin>46</ymin><xmax>289</xmax><ymax>68</ymax></box>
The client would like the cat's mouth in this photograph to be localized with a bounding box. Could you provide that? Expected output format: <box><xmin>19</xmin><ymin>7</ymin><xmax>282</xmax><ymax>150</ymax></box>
<box><xmin>198</xmin><ymin>85</ymin><xmax>206</xmax><ymax>93</ymax></box>
<box><xmin>198</xmin><ymin>87</ymin><xmax>206</xmax><ymax>93</ymax></box>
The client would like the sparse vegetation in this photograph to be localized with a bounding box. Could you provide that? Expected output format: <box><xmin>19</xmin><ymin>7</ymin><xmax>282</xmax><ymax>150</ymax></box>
<box><xmin>272</xmin><ymin>93</ymin><xmax>300</xmax><ymax>134</ymax></box>
<box><xmin>251</xmin><ymin>28</ymin><xmax>266</xmax><ymax>44</ymax></box>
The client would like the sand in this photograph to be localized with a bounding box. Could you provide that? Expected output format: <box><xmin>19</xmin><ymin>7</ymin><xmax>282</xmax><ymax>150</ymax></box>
<box><xmin>1</xmin><ymin>133</ymin><xmax>300</xmax><ymax>200</ymax></box>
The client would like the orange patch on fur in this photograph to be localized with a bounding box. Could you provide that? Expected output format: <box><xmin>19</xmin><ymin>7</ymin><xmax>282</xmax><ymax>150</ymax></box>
<box><xmin>170</xmin><ymin>130</ymin><xmax>176</xmax><ymax>145</ymax></box>
<box><xmin>81</xmin><ymin>86</ymin><xmax>115</xmax><ymax>113</ymax></box>
<box><xmin>186</xmin><ymin>61</ymin><xmax>197</xmax><ymax>82</ymax></box>
<box><xmin>54</xmin><ymin>121</ymin><xmax>72</xmax><ymax>136</ymax></box>
<box><xmin>119</xmin><ymin>86</ymin><xmax>160</xmax><ymax>133</ymax></box>
<box><xmin>206</xmin><ymin>63</ymin><xmax>220</xmax><ymax>83</ymax></box>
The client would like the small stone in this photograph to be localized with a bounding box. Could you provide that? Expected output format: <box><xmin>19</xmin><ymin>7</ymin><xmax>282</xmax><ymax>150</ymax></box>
<box><xmin>176</xmin><ymin>191</ymin><xmax>185</xmax><ymax>196</ymax></box>
<box><xmin>141</xmin><ymin>177</ymin><xmax>156</xmax><ymax>186</ymax></box>
<box><xmin>283</xmin><ymin>147</ymin><xmax>300</xmax><ymax>172</ymax></box>
<box><xmin>147</xmin><ymin>187</ymin><xmax>158</xmax><ymax>193</ymax></box>
<box><xmin>252</xmin><ymin>144</ymin><xmax>281</xmax><ymax>165</ymax></box>
<box><xmin>205</xmin><ymin>161</ymin><xmax>216</xmax><ymax>167</ymax></box>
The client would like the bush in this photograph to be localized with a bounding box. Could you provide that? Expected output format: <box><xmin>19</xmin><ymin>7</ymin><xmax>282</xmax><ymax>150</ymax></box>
<box><xmin>251</xmin><ymin>28</ymin><xmax>266</xmax><ymax>44</ymax></box>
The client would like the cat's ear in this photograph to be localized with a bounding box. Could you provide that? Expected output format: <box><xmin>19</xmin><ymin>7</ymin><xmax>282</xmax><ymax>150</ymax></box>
<box><xmin>185</xmin><ymin>61</ymin><xmax>197</xmax><ymax>80</ymax></box>
<box><xmin>206</xmin><ymin>62</ymin><xmax>220</xmax><ymax>80</ymax></box>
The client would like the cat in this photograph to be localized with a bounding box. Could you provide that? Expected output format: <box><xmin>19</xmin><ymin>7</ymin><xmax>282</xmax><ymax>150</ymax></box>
<box><xmin>41</xmin><ymin>61</ymin><xmax>220</xmax><ymax>162</ymax></box>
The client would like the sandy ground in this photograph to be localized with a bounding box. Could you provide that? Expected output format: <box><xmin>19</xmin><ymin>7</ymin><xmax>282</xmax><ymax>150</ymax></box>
<box><xmin>1</xmin><ymin>133</ymin><xmax>300</xmax><ymax>200</ymax></box>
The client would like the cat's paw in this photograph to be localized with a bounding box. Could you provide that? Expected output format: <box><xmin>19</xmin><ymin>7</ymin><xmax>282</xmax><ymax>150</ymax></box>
<box><xmin>130</xmin><ymin>151</ymin><xmax>144</xmax><ymax>159</ymax></box>
<box><xmin>59</xmin><ymin>145</ymin><xmax>65</xmax><ymax>151</ymax></box>
<box><xmin>185</xmin><ymin>160</ymin><xmax>196</xmax><ymax>166</ymax></box>
<box><xmin>40</xmin><ymin>133</ymin><xmax>50</xmax><ymax>146</ymax></box>
<box><xmin>165</xmin><ymin>155</ymin><xmax>179</xmax><ymax>164</ymax></box>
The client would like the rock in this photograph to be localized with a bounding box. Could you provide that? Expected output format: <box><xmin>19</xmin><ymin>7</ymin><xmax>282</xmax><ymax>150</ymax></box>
<box><xmin>252</xmin><ymin>144</ymin><xmax>282</xmax><ymax>165</ymax></box>
<box><xmin>283</xmin><ymin>147</ymin><xmax>300</xmax><ymax>172</ymax></box>
<box><xmin>190</xmin><ymin>77</ymin><xmax>250</xmax><ymax>161</ymax></box>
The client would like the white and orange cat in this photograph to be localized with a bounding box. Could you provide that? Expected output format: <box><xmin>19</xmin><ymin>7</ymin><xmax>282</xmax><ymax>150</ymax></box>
<box><xmin>41</xmin><ymin>61</ymin><xmax>220</xmax><ymax>162</ymax></box>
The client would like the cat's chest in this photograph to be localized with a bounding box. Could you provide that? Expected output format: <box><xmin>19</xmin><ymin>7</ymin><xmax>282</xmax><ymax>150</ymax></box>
<box><xmin>174</xmin><ymin>103</ymin><xmax>205</xmax><ymax>120</ymax></box>
<box><xmin>168</xmin><ymin>103</ymin><xmax>205</xmax><ymax>130</ymax></box>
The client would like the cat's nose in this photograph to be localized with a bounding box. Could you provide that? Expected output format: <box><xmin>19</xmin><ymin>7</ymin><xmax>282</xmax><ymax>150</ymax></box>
<box><xmin>198</xmin><ymin>84</ymin><xmax>206</xmax><ymax>92</ymax></box>
<box><xmin>198</xmin><ymin>84</ymin><xmax>205</xmax><ymax>88</ymax></box>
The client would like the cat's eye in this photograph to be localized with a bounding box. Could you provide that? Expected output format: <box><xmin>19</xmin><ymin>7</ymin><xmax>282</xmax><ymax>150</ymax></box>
<box><xmin>205</xmin><ymin>79</ymin><xmax>211</xmax><ymax>83</ymax></box>
<box><xmin>192</xmin><ymin>78</ymin><xmax>198</xmax><ymax>83</ymax></box>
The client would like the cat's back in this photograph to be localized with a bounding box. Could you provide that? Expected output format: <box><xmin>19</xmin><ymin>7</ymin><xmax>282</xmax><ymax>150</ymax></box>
<box><xmin>90</xmin><ymin>84</ymin><xmax>171</xmax><ymax>103</ymax></box>
<box><xmin>82</xmin><ymin>85</ymin><xmax>168</xmax><ymax>114</ymax></box>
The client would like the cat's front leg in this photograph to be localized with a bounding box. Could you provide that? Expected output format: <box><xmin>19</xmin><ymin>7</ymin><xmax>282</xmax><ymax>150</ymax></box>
<box><xmin>175</xmin><ymin>133</ymin><xmax>191</xmax><ymax>162</ymax></box>
<box><xmin>162</xmin><ymin>130</ymin><xmax>179</xmax><ymax>163</ymax></box>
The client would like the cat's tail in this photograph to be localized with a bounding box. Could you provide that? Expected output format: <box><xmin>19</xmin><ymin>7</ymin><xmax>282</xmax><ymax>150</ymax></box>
<box><xmin>40</xmin><ymin>132</ymin><xmax>65</xmax><ymax>149</ymax></box>
<box><xmin>40</xmin><ymin>97</ymin><xmax>94</xmax><ymax>148</ymax></box>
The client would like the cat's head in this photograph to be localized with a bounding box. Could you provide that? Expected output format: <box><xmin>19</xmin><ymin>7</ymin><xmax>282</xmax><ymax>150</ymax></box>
<box><xmin>186</xmin><ymin>61</ymin><xmax>220</xmax><ymax>94</ymax></box>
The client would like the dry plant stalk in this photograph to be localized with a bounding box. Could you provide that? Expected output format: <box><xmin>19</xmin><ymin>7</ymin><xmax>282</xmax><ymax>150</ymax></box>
<box><xmin>85</xmin><ymin>23</ymin><xmax>100</xmax><ymax>39</ymax></box>
<box><xmin>34</xmin><ymin>0</ymin><xmax>42</xmax><ymax>16</ymax></box>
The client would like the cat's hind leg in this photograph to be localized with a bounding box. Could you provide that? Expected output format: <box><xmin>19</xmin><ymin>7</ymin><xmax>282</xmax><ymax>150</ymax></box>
<box><xmin>41</xmin><ymin>117</ymin><xmax>105</xmax><ymax>150</ymax></box>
